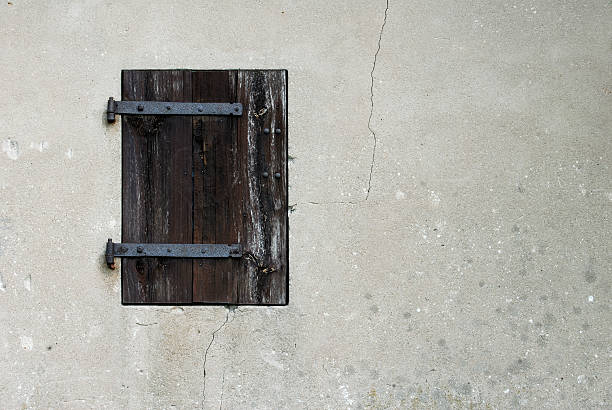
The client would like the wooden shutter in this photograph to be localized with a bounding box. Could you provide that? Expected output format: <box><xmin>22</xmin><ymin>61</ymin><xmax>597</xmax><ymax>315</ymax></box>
<box><xmin>119</xmin><ymin>69</ymin><xmax>288</xmax><ymax>305</ymax></box>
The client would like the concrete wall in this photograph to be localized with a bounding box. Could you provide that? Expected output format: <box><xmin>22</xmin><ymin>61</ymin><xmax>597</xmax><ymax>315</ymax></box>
<box><xmin>1</xmin><ymin>0</ymin><xmax>610</xmax><ymax>408</ymax></box>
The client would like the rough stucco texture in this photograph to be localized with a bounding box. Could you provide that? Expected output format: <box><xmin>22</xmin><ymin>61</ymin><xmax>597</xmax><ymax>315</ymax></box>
<box><xmin>1</xmin><ymin>0</ymin><xmax>610</xmax><ymax>408</ymax></box>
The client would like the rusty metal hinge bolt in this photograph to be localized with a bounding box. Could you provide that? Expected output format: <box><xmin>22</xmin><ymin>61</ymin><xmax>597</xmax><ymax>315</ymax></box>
<box><xmin>263</xmin><ymin>128</ymin><xmax>281</xmax><ymax>134</ymax></box>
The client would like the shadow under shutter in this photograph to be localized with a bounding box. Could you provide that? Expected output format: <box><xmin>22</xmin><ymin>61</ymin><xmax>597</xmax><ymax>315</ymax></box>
<box><xmin>114</xmin><ymin>69</ymin><xmax>288</xmax><ymax>305</ymax></box>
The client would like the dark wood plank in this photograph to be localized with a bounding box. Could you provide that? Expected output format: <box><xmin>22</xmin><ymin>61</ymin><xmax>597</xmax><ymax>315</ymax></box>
<box><xmin>235</xmin><ymin>70</ymin><xmax>288</xmax><ymax>304</ymax></box>
<box><xmin>192</xmin><ymin>71</ymin><xmax>240</xmax><ymax>303</ymax></box>
<box><xmin>121</xmin><ymin>70</ymin><xmax>193</xmax><ymax>304</ymax></box>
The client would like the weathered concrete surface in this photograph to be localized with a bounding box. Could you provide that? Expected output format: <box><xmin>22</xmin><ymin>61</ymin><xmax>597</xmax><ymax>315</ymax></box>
<box><xmin>1</xmin><ymin>0</ymin><xmax>610</xmax><ymax>408</ymax></box>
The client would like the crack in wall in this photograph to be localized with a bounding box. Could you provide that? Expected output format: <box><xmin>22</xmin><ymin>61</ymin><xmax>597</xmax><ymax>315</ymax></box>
<box><xmin>201</xmin><ymin>308</ymin><xmax>233</xmax><ymax>409</ymax></box>
<box><xmin>219</xmin><ymin>370</ymin><xmax>226</xmax><ymax>410</ymax></box>
<box><xmin>366</xmin><ymin>0</ymin><xmax>390</xmax><ymax>200</ymax></box>
<box><xmin>135</xmin><ymin>322</ymin><xmax>158</xmax><ymax>326</ymax></box>
<box><xmin>302</xmin><ymin>200</ymin><xmax>360</xmax><ymax>206</ymax></box>
<box><xmin>288</xmin><ymin>201</ymin><xmax>360</xmax><ymax>212</ymax></box>
<box><xmin>289</xmin><ymin>198</ymin><xmax>393</xmax><ymax>210</ymax></box>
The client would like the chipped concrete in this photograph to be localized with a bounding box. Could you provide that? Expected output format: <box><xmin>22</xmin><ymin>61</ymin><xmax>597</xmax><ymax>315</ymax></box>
<box><xmin>0</xmin><ymin>0</ymin><xmax>610</xmax><ymax>408</ymax></box>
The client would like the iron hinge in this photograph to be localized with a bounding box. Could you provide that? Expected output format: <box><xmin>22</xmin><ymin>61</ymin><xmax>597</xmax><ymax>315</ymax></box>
<box><xmin>106</xmin><ymin>97</ymin><xmax>243</xmax><ymax>123</ymax></box>
<box><xmin>105</xmin><ymin>239</ymin><xmax>242</xmax><ymax>269</ymax></box>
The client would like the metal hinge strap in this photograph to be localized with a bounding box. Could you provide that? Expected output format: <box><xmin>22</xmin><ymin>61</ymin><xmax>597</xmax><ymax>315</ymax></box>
<box><xmin>105</xmin><ymin>239</ymin><xmax>242</xmax><ymax>269</ymax></box>
<box><xmin>106</xmin><ymin>97</ymin><xmax>243</xmax><ymax>123</ymax></box>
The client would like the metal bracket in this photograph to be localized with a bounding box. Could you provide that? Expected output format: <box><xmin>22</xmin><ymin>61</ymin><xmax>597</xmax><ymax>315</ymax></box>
<box><xmin>106</xmin><ymin>97</ymin><xmax>243</xmax><ymax>123</ymax></box>
<box><xmin>105</xmin><ymin>239</ymin><xmax>242</xmax><ymax>269</ymax></box>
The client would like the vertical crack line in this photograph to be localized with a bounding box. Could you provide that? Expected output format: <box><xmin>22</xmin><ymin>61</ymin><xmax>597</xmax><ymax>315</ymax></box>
<box><xmin>366</xmin><ymin>0</ymin><xmax>389</xmax><ymax>200</ymax></box>
<box><xmin>219</xmin><ymin>370</ymin><xmax>226</xmax><ymax>410</ymax></box>
<box><xmin>201</xmin><ymin>309</ymin><xmax>231</xmax><ymax>409</ymax></box>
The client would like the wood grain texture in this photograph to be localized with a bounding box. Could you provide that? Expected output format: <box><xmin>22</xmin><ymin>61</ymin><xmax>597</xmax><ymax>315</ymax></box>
<box><xmin>120</xmin><ymin>69</ymin><xmax>287</xmax><ymax>305</ymax></box>
<box><xmin>235</xmin><ymin>70</ymin><xmax>288</xmax><ymax>305</ymax></box>
<box><xmin>192</xmin><ymin>71</ymin><xmax>240</xmax><ymax>303</ymax></box>
<box><xmin>121</xmin><ymin>70</ymin><xmax>193</xmax><ymax>304</ymax></box>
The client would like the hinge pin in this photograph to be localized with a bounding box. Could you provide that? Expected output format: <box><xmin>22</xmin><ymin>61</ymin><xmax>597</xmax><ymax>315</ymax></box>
<box><xmin>106</xmin><ymin>97</ymin><xmax>116</xmax><ymax>123</ymax></box>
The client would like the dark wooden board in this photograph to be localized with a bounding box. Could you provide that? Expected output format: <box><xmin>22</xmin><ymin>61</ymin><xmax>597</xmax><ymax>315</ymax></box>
<box><xmin>120</xmin><ymin>69</ymin><xmax>287</xmax><ymax>305</ymax></box>
<box><xmin>192</xmin><ymin>71</ymin><xmax>240</xmax><ymax>303</ymax></box>
<box><xmin>121</xmin><ymin>70</ymin><xmax>193</xmax><ymax>304</ymax></box>
<box><xmin>235</xmin><ymin>70</ymin><xmax>288</xmax><ymax>305</ymax></box>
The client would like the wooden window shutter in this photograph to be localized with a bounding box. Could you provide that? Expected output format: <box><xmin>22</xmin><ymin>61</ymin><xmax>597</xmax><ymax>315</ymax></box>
<box><xmin>107</xmin><ymin>70</ymin><xmax>288</xmax><ymax>305</ymax></box>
